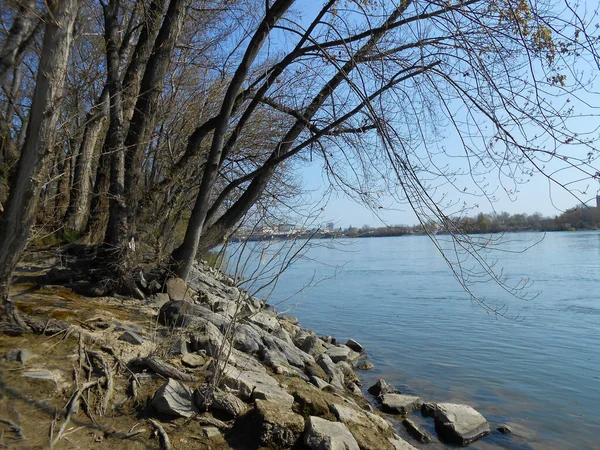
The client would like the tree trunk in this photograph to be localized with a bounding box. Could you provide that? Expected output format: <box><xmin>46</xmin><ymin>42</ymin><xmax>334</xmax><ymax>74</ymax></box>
<box><xmin>171</xmin><ymin>0</ymin><xmax>294</xmax><ymax>280</ymax></box>
<box><xmin>0</xmin><ymin>0</ymin><xmax>37</xmax><ymax>85</ymax></box>
<box><xmin>103</xmin><ymin>0</ymin><xmax>127</xmax><ymax>248</ymax></box>
<box><xmin>64</xmin><ymin>86</ymin><xmax>109</xmax><ymax>232</ymax></box>
<box><xmin>0</xmin><ymin>0</ymin><xmax>78</xmax><ymax>321</ymax></box>
<box><xmin>86</xmin><ymin>150</ymin><xmax>110</xmax><ymax>243</ymax></box>
<box><xmin>121</xmin><ymin>0</ymin><xmax>188</xmax><ymax>241</ymax></box>
<box><xmin>121</xmin><ymin>0</ymin><xmax>167</xmax><ymax>128</ymax></box>
<box><xmin>82</xmin><ymin>0</ymin><xmax>166</xmax><ymax>240</ymax></box>
<box><xmin>197</xmin><ymin>165</ymin><xmax>277</xmax><ymax>255</ymax></box>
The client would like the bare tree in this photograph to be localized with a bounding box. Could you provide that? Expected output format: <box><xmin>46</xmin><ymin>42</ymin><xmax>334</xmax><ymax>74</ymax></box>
<box><xmin>0</xmin><ymin>0</ymin><xmax>78</xmax><ymax>325</ymax></box>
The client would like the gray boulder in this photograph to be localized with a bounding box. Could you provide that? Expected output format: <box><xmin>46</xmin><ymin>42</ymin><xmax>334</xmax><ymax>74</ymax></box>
<box><xmin>249</xmin><ymin>311</ymin><xmax>280</xmax><ymax>332</ymax></box>
<box><xmin>166</xmin><ymin>277</ymin><xmax>194</xmax><ymax>301</ymax></box>
<box><xmin>310</xmin><ymin>376</ymin><xmax>333</xmax><ymax>391</ymax></box>
<box><xmin>402</xmin><ymin>418</ymin><xmax>433</xmax><ymax>443</ymax></box>
<box><xmin>22</xmin><ymin>369</ymin><xmax>64</xmax><ymax>390</ymax></box>
<box><xmin>316</xmin><ymin>354</ymin><xmax>345</xmax><ymax>390</ymax></box>
<box><xmin>5</xmin><ymin>348</ymin><xmax>33</xmax><ymax>365</ymax></box>
<box><xmin>181</xmin><ymin>353</ymin><xmax>206</xmax><ymax>368</ymax></box>
<box><xmin>345</xmin><ymin>339</ymin><xmax>364</xmax><ymax>353</ymax></box>
<box><xmin>262</xmin><ymin>334</ymin><xmax>313</xmax><ymax>368</ymax></box>
<box><xmin>299</xmin><ymin>334</ymin><xmax>328</xmax><ymax>358</ymax></box>
<box><xmin>219</xmin><ymin>367</ymin><xmax>294</xmax><ymax>406</ymax></box>
<box><xmin>118</xmin><ymin>330</ymin><xmax>144</xmax><ymax>345</ymax></box>
<box><xmin>425</xmin><ymin>402</ymin><xmax>490</xmax><ymax>445</ymax></box>
<box><xmin>367</xmin><ymin>379</ymin><xmax>399</xmax><ymax>397</ymax></box>
<box><xmin>303</xmin><ymin>416</ymin><xmax>360</xmax><ymax>450</ymax></box>
<box><xmin>388</xmin><ymin>434</ymin><xmax>418</xmax><ymax>450</ymax></box>
<box><xmin>380</xmin><ymin>394</ymin><xmax>422</xmax><ymax>415</ymax></box>
<box><xmin>255</xmin><ymin>399</ymin><xmax>305</xmax><ymax>448</ymax></box>
<box><xmin>231</xmin><ymin>323</ymin><xmax>264</xmax><ymax>354</ymax></box>
<box><xmin>159</xmin><ymin>300</ymin><xmax>228</xmax><ymax>329</ymax></box>
<box><xmin>326</xmin><ymin>345</ymin><xmax>359</xmax><ymax>364</ymax></box>
<box><xmin>151</xmin><ymin>378</ymin><xmax>198</xmax><ymax>418</ymax></box>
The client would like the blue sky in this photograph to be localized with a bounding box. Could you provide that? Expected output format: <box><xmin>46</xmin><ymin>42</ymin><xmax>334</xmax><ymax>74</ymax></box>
<box><xmin>282</xmin><ymin>0</ymin><xmax>600</xmax><ymax>228</ymax></box>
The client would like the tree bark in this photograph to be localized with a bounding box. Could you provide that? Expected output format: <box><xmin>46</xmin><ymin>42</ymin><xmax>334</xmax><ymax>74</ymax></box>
<box><xmin>0</xmin><ymin>0</ymin><xmax>37</xmax><ymax>85</ymax></box>
<box><xmin>64</xmin><ymin>86</ymin><xmax>109</xmax><ymax>232</ymax></box>
<box><xmin>171</xmin><ymin>0</ymin><xmax>295</xmax><ymax>280</ymax></box>
<box><xmin>103</xmin><ymin>0</ymin><xmax>127</xmax><ymax>247</ymax></box>
<box><xmin>84</xmin><ymin>0</ymin><xmax>167</xmax><ymax>241</ymax></box>
<box><xmin>0</xmin><ymin>0</ymin><xmax>78</xmax><ymax>320</ymax></box>
<box><xmin>121</xmin><ymin>0</ymin><xmax>188</xmax><ymax>241</ymax></box>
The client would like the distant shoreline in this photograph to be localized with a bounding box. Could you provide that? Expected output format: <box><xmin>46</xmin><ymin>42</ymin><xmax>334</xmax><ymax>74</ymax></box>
<box><xmin>228</xmin><ymin>227</ymin><xmax>600</xmax><ymax>243</ymax></box>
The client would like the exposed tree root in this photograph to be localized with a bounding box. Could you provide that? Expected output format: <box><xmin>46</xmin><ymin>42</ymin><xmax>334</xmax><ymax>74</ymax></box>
<box><xmin>148</xmin><ymin>419</ymin><xmax>172</xmax><ymax>450</ymax></box>
<box><xmin>128</xmin><ymin>356</ymin><xmax>198</xmax><ymax>382</ymax></box>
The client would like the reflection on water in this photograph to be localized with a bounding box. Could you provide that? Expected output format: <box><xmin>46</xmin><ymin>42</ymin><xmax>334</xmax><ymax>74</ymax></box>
<box><xmin>227</xmin><ymin>231</ymin><xmax>600</xmax><ymax>449</ymax></box>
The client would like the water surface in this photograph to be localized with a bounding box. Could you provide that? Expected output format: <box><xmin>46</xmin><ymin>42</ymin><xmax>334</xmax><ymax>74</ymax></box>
<box><xmin>229</xmin><ymin>231</ymin><xmax>600</xmax><ymax>449</ymax></box>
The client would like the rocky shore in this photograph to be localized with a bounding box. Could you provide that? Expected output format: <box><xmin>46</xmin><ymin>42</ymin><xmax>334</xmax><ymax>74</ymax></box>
<box><xmin>0</xmin><ymin>256</ymin><xmax>500</xmax><ymax>449</ymax></box>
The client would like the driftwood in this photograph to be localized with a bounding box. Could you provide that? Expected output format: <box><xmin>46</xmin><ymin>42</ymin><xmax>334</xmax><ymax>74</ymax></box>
<box><xmin>128</xmin><ymin>356</ymin><xmax>198</xmax><ymax>382</ymax></box>
<box><xmin>148</xmin><ymin>419</ymin><xmax>172</xmax><ymax>450</ymax></box>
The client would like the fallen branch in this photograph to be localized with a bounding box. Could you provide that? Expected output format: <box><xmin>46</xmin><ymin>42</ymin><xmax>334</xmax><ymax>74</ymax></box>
<box><xmin>53</xmin><ymin>379</ymin><xmax>101</xmax><ymax>446</ymax></box>
<box><xmin>128</xmin><ymin>356</ymin><xmax>198</xmax><ymax>381</ymax></box>
<box><xmin>148</xmin><ymin>419</ymin><xmax>172</xmax><ymax>450</ymax></box>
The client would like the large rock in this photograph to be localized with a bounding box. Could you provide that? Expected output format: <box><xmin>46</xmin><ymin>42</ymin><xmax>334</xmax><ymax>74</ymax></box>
<box><xmin>255</xmin><ymin>399</ymin><xmax>305</xmax><ymax>448</ymax></box>
<box><xmin>299</xmin><ymin>334</ymin><xmax>328</xmax><ymax>358</ymax></box>
<box><xmin>304</xmin><ymin>416</ymin><xmax>360</xmax><ymax>450</ymax></box>
<box><xmin>249</xmin><ymin>311</ymin><xmax>280</xmax><ymax>332</ymax></box>
<box><xmin>159</xmin><ymin>300</ymin><xmax>228</xmax><ymax>329</ymax></box>
<box><xmin>367</xmin><ymin>379</ymin><xmax>399</xmax><ymax>397</ymax></box>
<box><xmin>290</xmin><ymin>383</ymin><xmax>331</xmax><ymax>417</ymax></box>
<box><xmin>345</xmin><ymin>339</ymin><xmax>364</xmax><ymax>353</ymax></box>
<box><xmin>151</xmin><ymin>378</ymin><xmax>198</xmax><ymax>418</ymax></box>
<box><xmin>166</xmin><ymin>277</ymin><xmax>195</xmax><ymax>301</ymax></box>
<box><xmin>331</xmin><ymin>403</ymin><xmax>367</xmax><ymax>425</ymax></box>
<box><xmin>316</xmin><ymin>354</ymin><xmax>345</xmax><ymax>390</ymax></box>
<box><xmin>425</xmin><ymin>402</ymin><xmax>490</xmax><ymax>445</ymax></box>
<box><xmin>219</xmin><ymin>367</ymin><xmax>294</xmax><ymax>406</ymax></box>
<box><xmin>380</xmin><ymin>394</ymin><xmax>422</xmax><ymax>415</ymax></box>
<box><xmin>388</xmin><ymin>434</ymin><xmax>418</xmax><ymax>450</ymax></box>
<box><xmin>181</xmin><ymin>353</ymin><xmax>206</xmax><ymax>368</ymax></box>
<box><xmin>402</xmin><ymin>418</ymin><xmax>433</xmax><ymax>443</ymax></box>
<box><xmin>262</xmin><ymin>334</ymin><xmax>313</xmax><ymax>368</ymax></box>
<box><xmin>233</xmin><ymin>323</ymin><xmax>265</xmax><ymax>355</ymax></box>
<box><xmin>231</xmin><ymin>323</ymin><xmax>264</xmax><ymax>355</ymax></box>
<box><xmin>5</xmin><ymin>348</ymin><xmax>33</xmax><ymax>365</ymax></box>
<box><xmin>326</xmin><ymin>346</ymin><xmax>359</xmax><ymax>364</ymax></box>
<box><xmin>22</xmin><ymin>369</ymin><xmax>65</xmax><ymax>391</ymax></box>
<box><xmin>262</xmin><ymin>349</ymin><xmax>309</xmax><ymax>380</ymax></box>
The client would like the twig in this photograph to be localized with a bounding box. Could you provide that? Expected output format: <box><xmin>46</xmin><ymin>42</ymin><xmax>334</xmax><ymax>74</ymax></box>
<box><xmin>148</xmin><ymin>419</ymin><xmax>172</xmax><ymax>450</ymax></box>
<box><xmin>53</xmin><ymin>379</ymin><xmax>100</xmax><ymax>446</ymax></box>
<box><xmin>0</xmin><ymin>419</ymin><xmax>25</xmax><ymax>441</ymax></box>
<box><xmin>85</xmin><ymin>350</ymin><xmax>114</xmax><ymax>415</ymax></box>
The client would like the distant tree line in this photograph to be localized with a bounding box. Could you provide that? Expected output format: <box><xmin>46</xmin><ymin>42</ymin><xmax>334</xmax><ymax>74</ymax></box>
<box><xmin>342</xmin><ymin>205</ymin><xmax>600</xmax><ymax>238</ymax></box>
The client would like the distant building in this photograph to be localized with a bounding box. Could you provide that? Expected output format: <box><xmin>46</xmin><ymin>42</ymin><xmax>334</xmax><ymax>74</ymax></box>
<box><xmin>596</xmin><ymin>195</ymin><xmax>600</xmax><ymax>208</ymax></box>
<box><xmin>278</xmin><ymin>223</ymin><xmax>294</xmax><ymax>233</ymax></box>
<box><xmin>325</xmin><ymin>222</ymin><xmax>334</xmax><ymax>232</ymax></box>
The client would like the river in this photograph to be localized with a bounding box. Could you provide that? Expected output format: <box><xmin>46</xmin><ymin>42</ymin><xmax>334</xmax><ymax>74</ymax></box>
<box><xmin>226</xmin><ymin>231</ymin><xmax>600</xmax><ymax>449</ymax></box>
